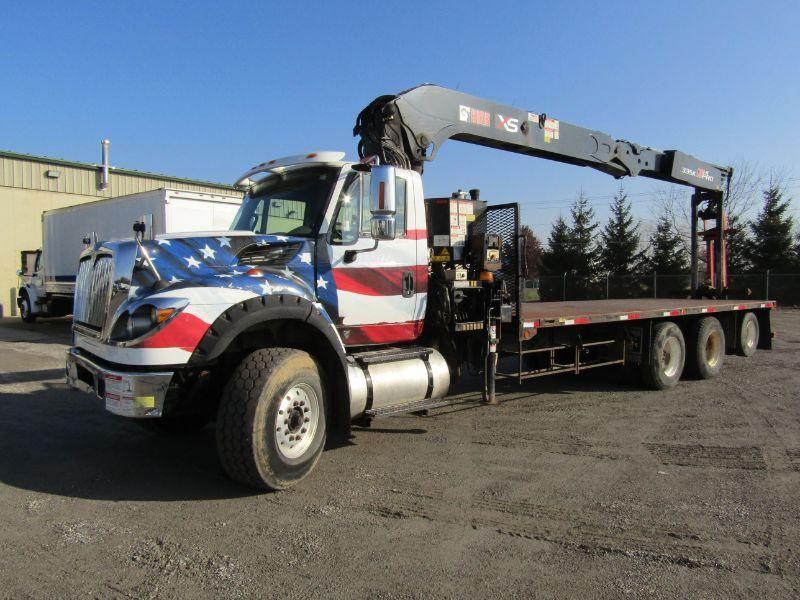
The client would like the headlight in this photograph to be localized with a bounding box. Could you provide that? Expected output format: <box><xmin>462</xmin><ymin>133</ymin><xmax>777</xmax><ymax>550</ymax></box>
<box><xmin>110</xmin><ymin>298</ymin><xmax>188</xmax><ymax>342</ymax></box>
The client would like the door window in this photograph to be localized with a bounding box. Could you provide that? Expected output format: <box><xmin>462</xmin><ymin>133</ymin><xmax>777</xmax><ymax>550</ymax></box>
<box><xmin>393</xmin><ymin>177</ymin><xmax>407</xmax><ymax>236</ymax></box>
<box><xmin>332</xmin><ymin>173</ymin><xmax>365</xmax><ymax>245</ymax></box>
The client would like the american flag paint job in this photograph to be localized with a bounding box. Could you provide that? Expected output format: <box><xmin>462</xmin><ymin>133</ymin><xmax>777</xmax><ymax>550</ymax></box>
<box><xmin>74</xmin><ymin>218</ymin><xmax>429</xmax><ymax>367</ymax></box>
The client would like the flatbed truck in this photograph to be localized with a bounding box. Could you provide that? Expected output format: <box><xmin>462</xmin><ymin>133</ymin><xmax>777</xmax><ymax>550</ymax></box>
<box><xmin>65</xmin><ymin>85</ymin><xmax>773</xmax><ymax>490</ymax></box>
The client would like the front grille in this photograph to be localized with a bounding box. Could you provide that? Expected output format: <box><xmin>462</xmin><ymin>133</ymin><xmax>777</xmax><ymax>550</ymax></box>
<box><xmin>73</xmin><ymin>255</ymin><xmax>115</xmax><ymax>331</ymax></box>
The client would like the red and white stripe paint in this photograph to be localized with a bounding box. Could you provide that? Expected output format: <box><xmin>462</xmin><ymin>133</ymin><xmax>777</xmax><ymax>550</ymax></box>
<box><xmin>561</xmin><ymin>317</ymin><xmax>590</xmax><ymax>326</ymax></box>
<box><xmin>331</xmin><ymin>233</ymin><xmax>428</xmax><ymax>345</ymax></box>
<box><xmin>75</xmin><ymin>287</ymin><xmax>258</xmax><ymax>367</ymax></box>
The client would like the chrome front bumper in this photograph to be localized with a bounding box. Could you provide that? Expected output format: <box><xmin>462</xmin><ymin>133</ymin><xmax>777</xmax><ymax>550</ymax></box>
<box><xmin>65</xmin><ymin>347</ymin><xmax>173</xmax><ymax>418</ymax></box>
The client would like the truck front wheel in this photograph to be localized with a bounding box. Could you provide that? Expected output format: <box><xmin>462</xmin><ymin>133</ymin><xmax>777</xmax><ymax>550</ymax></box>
<box><xmin>216</xmin><ymin>348</ymin><xmax>327</xmax><ymax>491</ymax></box>
<box><xmin>19</xmin><ymin>291</ymin><xmax>36</xmax><ymax>323</ymax></box>
<box><xmin>641</xmin><ymin>321</ymin><xmax>685</xmax><ymax>390</ymax></box>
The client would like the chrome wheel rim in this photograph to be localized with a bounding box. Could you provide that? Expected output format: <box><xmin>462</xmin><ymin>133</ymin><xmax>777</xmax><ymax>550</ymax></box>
<box><xmin>662</xmin><ymin>336</ymin><xmax>681</xmax><ymax>378</ymax></box>
<box><xmin>705</xmin><ymin>331</ymin><xmax>722</xmax><ymax>368</ymax></box>
<box><xmin>274</xmin><ymin>383</ymin><xmax>319</xmax><ymax>460</ymax></box>
<box><xmin>20</xmin><ymin>298</ymin><xmax>29</xmax><ymax>319</ymax></box>
<box><xmin>744</xmin><ymin>320</ymin><xmax>757</xmax><ymax>349</ymax></box>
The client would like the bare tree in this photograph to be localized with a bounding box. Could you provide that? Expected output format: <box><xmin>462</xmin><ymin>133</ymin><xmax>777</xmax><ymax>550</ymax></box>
<box><xmin>519</xmin><ymin>224</ymin><xmax>543</xmax><ymax>279</ymax></box>
<box><xmin>652</xmin><ymin>160</ymin><xmax>770</xmax><ymax>259</ymax></box>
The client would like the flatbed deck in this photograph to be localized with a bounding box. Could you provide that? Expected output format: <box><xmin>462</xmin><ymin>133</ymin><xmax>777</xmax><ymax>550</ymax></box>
<box><xmin>521</xmin><ymin>298</ymin><xmax>775</xmax><ymax>328</ymax></box>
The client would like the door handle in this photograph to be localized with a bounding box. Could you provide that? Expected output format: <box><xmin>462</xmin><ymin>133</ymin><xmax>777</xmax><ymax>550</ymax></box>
<box><xmin>402</xmin><ymin>271</ymin><xmax>414</xmax><ymax>298</ymax></box>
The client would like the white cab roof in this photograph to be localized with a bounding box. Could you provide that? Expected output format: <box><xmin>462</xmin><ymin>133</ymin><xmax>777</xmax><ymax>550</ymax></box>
<box><xmin>234</xmin><ymin>151</ymin><xmax>348</xmax><ymax>187</ymax></box>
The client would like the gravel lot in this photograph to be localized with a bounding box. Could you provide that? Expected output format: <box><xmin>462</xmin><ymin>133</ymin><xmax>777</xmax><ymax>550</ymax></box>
<box><xmin>0</xmin><ymin>311</ymin><xmax>798</xmax><ymax>599</ymax></box>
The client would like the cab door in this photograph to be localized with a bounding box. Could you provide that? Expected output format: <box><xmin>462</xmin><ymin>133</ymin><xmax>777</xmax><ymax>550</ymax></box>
<box><xmin>322</xmin><ymin>169</ymin><xmax>427</xmax><ymax>346</ymax></box>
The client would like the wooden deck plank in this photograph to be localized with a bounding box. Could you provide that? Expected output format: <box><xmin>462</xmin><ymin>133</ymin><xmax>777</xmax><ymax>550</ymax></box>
<box><xmin>519</xmin><ymin>298</ymin><xmax>774</xmax><ymax>328</ymax></box>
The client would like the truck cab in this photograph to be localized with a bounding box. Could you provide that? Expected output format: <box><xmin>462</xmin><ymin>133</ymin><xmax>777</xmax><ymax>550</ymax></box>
<box><xmin>17</xmin><ymin>249</ymin><xmax>44</xmax><ymax>321</ymax></box>
<box><xmin>65</xmin><ymin>152</ymin><xmax>449</xmax><ymax>490</ymax></box>
<box><xmin>231</xmin><ymin>152</ymin><xmax>428</xmax><ymax>345</ymax></box>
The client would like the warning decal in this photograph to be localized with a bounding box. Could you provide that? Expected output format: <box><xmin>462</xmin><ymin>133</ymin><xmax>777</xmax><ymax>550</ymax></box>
<box><xmin>544</xmin><ymin>118</ymin><xmax>560</xmax><ymax>143</ymax></box>
<box><xmin>432</xmin><ymin>247</ymin><xmax>451</xmax><ymax>262</ymax></box>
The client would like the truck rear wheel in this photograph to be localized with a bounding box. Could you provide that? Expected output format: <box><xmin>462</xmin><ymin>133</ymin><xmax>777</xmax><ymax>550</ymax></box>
<box><xmin>738</xmin><ymin>312</ymin><xmax>759</xmax><ymax>357</ymax></box>
<box><xmin>19</xmin><ymin>291</ymin><xmax>36</xmax><ymax>323</ymax></box>
<box><xmin>216</xmin><ymin>348</ymin><xmax>326</xmax><ymax>491</ymax></box>
<box><xmin>641</xmin><ymin>321</ymin><xmax>685</xmax><ymax>390</ymax></box>
<box><xmin>687</xmin><ymin>317</ymin><xmax>725</xmax><ymax>379</ymax></box>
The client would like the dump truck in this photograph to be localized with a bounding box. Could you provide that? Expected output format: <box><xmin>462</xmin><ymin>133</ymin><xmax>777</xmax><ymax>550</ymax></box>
<box><xmin>16</xmin><ymin>188</ymin><xmax>241</xmax><ymax>321</ymax></box>
<box><xmin>65</xmin><ymin>85</ymin><xmax>773</xmax><ymax>490</ymax></box>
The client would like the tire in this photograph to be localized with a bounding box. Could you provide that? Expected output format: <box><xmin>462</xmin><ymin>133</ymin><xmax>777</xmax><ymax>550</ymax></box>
<box><xmin>686</xmin><ymin>317</ymin><xmax>725</xmax><ymax>379</ymax></box>
<box><xmin>134</xmin><ymin>414</ymin><xmax>210</xmax><ymax>435</ymax></box>
<box><xmin>216</xmin><ymin>348</ymin><xmax>326</xmax><ymax>491</ymax></box>
<box><xmin>19</xmin><ymin>291</ymin><xmax>36</xmax><ymax>323</ymax></box>
<box><xmin>641</xmin><ymin>321</ymin><xmax>685</xmax><ymax>390</ymax></box>
<box><xmin>738</xmin><ymin>312</ymin><xmax>759</xmax><ymax>357</ymax></box>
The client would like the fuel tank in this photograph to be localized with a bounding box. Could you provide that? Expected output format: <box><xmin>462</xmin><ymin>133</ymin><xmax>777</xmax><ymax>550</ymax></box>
<box><xmin>347</xmin><ymin>348</ymin><xmax>450</xmax><ymax>418</ymax></box>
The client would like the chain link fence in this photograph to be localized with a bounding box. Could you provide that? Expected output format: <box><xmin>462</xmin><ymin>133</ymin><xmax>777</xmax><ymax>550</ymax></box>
<box><xmin>526</xmin><ymin>273</ymin><xmax>800</xmax><ymax>306</ymax></box>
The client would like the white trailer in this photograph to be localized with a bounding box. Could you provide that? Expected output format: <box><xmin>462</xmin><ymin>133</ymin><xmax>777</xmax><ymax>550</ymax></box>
<box><xmin>16</xmin><ymin>188</ymin><xmax>242</xmax><ymax>321</ymax></box>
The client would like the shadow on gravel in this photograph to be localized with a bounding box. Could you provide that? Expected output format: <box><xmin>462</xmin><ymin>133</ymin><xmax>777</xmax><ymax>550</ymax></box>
<box><xmin>352</xmin><ymin>427</ymin><xmax>428</xmax><ymax>435</ymax></box>
<box><xmin>0</xmin><ymin>318</ymin><xmax>72</xmax><ymax>344</ymax></box>
<box><xmin>0</xmin><ymin>368</ymin><xmax>66</xmax><ymax>384</ymax></box>
<box><xmin>0</xmin><ymin>381</ymin><xmax>260</xmax><ymax>502</ymax></box>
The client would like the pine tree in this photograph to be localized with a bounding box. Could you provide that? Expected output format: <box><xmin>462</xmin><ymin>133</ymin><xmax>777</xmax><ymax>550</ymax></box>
<box><xmin>540</xmin><ymin>216</ymin><xmax>571</xmax><ymax>300</ymax></box>
<box><xmin>599</xmin><ymin>186</ymin><xmax>640</xmax><ymax>274</ymax></box>
<box><xmin>725</xmin><ymin>214</ymin><xmax>750</xmax><ymax>274</ymax></box>
<box><xmin>643</xmin><ymin>213</ymin><xmax>689</xmax><ymax>275</ymax></box>
<box><xmin>541</xmin><ymin>217</ymin><xmax>571</xmax><ymax>273</ymax></box>
<box><xmin>745</xmin><ymin>185</ymin><xmax>796</xmax><ymax>273</ymax></box>
<box><xmin>795</xmin><ymin>232</ymin><xmax>800</xmax><ymax>267</ymax></box>
<box><xmin>568</xmin><ymin>191</ymin><xmax>599</xmax><ymax>287</ymax></box>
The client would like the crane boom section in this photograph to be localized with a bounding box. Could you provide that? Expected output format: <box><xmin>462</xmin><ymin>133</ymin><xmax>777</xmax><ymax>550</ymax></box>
<box><xmin>354</xmin><ymin>84</ymin><xmax>730</xmax><ymax>192</ymax></box>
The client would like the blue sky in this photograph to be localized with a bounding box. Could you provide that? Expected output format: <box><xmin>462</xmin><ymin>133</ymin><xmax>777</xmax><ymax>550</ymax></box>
<box><xmin>2</xmin><ymin>1</ymin><xmax>798</xmax><ymax>237</ymax></box>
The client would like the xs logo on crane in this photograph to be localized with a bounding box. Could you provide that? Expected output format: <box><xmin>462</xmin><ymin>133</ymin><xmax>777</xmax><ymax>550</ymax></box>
<box><xmin>496</xmin><ymin>114</ymin><xmax>520</xmax><ymax>133</ymax></box>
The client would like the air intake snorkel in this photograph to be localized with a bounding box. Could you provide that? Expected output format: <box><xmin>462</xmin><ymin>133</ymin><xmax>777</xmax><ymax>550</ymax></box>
<box><xmin>132</xmin><ymin>221</ymin><xmax>161</xmax><ymax>283</ymax></box>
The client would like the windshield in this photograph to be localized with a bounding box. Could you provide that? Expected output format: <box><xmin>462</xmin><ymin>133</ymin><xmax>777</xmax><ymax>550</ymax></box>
<box><xmin>230</xmin><ymin>166</ymin><xmax>339</xmax><ymax>236</ymax></box>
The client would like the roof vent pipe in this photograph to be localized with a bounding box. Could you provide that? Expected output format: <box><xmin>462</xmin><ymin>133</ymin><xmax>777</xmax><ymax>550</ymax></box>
<box><xmin>100</xmin><ymin>139</ymin><xmax>110</xmax><ymax>189</ymax></box>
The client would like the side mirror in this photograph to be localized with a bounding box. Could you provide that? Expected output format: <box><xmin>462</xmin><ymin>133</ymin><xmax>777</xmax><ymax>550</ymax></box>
<box><xmin>16</xmin><ymin>269</ymin><xmax>24</xmax><ymax>277</ymax></box>
<box><xmin>369</xmin><ymin>165</ymin><xmax>397</xmax><ymax>241</ymax></box>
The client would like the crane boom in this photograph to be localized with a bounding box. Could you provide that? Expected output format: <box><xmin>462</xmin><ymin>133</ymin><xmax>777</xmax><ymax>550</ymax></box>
<box><xmin>354</xmin><ymin>84</ymin><xmax>731</xmax><ymax>193</ymax></box>
<box><xmin>354</xmin><ymin>83</ymin><xmax>734</xmax><ymax>296</ymax></box>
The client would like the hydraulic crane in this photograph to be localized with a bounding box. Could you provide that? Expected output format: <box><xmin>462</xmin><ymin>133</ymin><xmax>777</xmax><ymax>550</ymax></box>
<box><xmin>354</xmin><ymin>84</ymin><xmax>732</xmax><ymax>296</ymax></box>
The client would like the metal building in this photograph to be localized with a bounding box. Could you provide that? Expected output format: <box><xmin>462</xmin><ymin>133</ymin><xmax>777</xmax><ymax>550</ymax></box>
<box><xmin>0</xmin><ymin>147</ymin><xmax>243</xmax><ymax>317</ymax></box>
